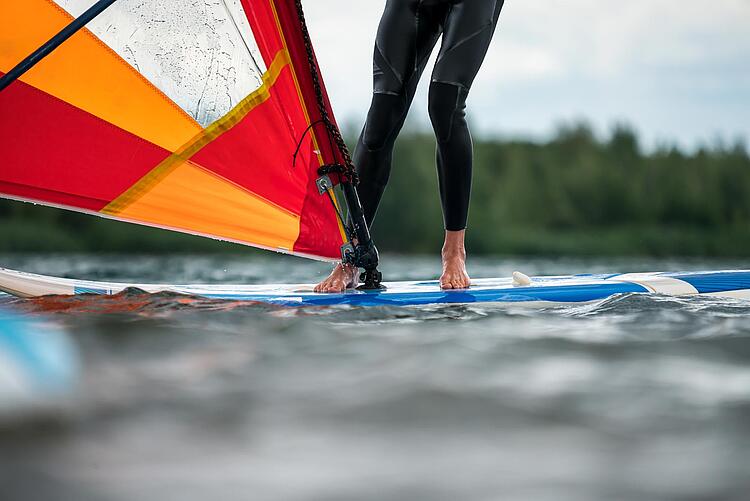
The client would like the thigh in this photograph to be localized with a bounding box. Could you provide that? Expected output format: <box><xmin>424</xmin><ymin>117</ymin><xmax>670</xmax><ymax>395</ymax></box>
<box><xmin>374</xmin><ymin>0</ymin><xmax>447</xmax><ymax>95</ymax></box>
<box><xmin>432</xmin><ymin>0</ymin><xmax>504</xmax><ymax>89</ymax></box>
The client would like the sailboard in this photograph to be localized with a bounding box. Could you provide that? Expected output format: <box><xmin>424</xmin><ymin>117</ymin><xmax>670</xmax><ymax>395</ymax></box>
<box><xmin>2</xmin><ymin>267</ymin><xmax>750</xmax><ymax>307</ymax></box>
<box><xmin>0</xmin><ymin>0</ymin><xmax>362</xmax><ymax>262</ymax></box>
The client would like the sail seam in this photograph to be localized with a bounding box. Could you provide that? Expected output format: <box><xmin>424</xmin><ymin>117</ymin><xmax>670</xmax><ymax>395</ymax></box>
<box><xmin>190</xmin><ymin>162</ymin><xmax>300</xmax><ymax>220</ymax></box>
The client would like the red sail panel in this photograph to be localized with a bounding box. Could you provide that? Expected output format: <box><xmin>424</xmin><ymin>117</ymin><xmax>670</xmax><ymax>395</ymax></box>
<box><xmin>269</xmin><ymin>0</ymin><xmax>348</xmax><ymax>168</ymax></box>
<box><xmin>241</xmin><ymin>0</ymin><xmax>286</xmax><ymax>66</ymax></box>
<box><xmin>0</xmin><ymin>77</ymin><xmax>170</xmax><ymax>211</ymax></box>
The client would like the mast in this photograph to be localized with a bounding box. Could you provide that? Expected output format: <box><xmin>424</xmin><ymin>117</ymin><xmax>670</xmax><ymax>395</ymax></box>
<box><xmin>291</xmin><ymin>0</ymin><xmax>384</xmax><ymax>289</ymax></box>
<box><xmin>0</xmin><ymin>0</ymin><xmax>119</xmax><ymax>93</ymax></box>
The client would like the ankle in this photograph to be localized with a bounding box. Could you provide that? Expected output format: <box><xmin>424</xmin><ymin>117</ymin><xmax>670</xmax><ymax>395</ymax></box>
<box><xmin>442</xmin><ymin>230</ymin><xmax>466</xmax><ymax>259</ymax></box>
<box><xmin>338</xmin><ymin>263</ymin><xmax>357</xmax><ymax>274</ymax></box>
<box><xmin>442</xmin><ymin>246</ymin><xmax>466</xmax><ymax>259</ymax></box>
<box><xmin>442</xmin><ymin>253</ymin><xmax>466</xmax><ymax>266</ymax></box>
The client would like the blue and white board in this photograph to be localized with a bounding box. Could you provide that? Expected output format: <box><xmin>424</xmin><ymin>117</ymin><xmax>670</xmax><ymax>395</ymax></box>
<box><xmin>2</xmin><ymin>267</ymin><xmax>750</xmax><ymax>307</ymax></box>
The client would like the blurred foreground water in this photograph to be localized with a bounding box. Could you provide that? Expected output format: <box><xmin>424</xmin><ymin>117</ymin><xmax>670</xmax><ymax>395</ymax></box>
<box><xmin>1</xmin><ymin>254</ymin><xmax>749</xmax><ymax>501</ymax></box>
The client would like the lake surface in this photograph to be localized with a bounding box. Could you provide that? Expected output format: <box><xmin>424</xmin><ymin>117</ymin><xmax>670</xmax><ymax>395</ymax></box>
<box><xmin>1</xmin><ymin>254</ymin><xmax>750</xmax><ymax>501</ymax></box>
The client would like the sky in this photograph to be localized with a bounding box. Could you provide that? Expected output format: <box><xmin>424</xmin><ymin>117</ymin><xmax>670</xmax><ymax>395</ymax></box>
<box><xmin>304</xmin><ymin>0</ymin><xmax>750</xmax><ymax>150</ymax></box>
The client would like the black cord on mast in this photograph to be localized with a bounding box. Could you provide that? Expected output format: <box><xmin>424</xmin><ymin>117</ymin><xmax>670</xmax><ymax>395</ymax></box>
<box><xmin>292</xmin><ymin>0</ymin><xmax>359</xmax><ymax>185</ymax></box>
<box><xmin>292</xmin><ymin>0</ymin><xmax>383</xmax><ymax>289</ymax></box>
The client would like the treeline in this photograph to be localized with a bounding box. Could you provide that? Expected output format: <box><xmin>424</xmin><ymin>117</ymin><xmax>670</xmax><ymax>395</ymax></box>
<box><xmin>1</xmin><ymin>123</ymin><xmax>749</xmax><ymax>256</ymax></box>
<box><xmin>373</xmin><ymin>123</ymin><xmax>750</xmax><ymax>256</ymax></box>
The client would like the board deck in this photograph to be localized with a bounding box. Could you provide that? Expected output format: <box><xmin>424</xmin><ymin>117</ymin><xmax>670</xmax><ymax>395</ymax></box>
<box><xmin>2</xmin><ymin>267</ymin><xmax>750</xmax><ymax>307</ymax></box>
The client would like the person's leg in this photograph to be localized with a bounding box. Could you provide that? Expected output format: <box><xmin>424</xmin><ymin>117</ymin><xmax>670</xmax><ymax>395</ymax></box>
<box><xmin>429</xmin><ymin>0</ymin><xmax>504</xmax><ymax>289</ymax></box>
<box><xmin>315</xmin><ymin>0</ymin><xmax>446</xmax><ymax>293</ymax></box>
<box><xmin>355</xmin><ymin>0</ymin><xmax>447</xmax><ymax>227</ymax></box>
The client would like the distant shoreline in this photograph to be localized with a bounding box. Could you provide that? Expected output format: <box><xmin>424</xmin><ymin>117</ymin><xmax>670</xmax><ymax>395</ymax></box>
<box><xmin>1</xmin><ymin>219</ymin><xmax>747</xmax><ymax>258</ymax></box>
<box><xmin>2</xmin><ymin>124</ymin><xmax>748</xmax><ymax>258</ymax></box>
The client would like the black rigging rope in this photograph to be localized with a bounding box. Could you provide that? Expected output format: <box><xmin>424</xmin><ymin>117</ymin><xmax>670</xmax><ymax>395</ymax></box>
<box><xmin>292</xmin><ymin>0</ymin><xmax>359</xmax><ymax>186</ymax></box>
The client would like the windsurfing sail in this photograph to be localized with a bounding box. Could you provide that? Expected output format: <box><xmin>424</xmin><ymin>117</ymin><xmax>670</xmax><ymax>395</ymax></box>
<box><xmin>0</xmin><ymin>0</ymin><xmax>356</xmax><ymax>261</ymax></box>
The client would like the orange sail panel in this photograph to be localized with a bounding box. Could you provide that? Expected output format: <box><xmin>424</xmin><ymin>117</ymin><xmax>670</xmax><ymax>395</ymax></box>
<box><xmin>0</xmin><ymin>0</ymin><xmax>347</xmax><ymax>261</ymax></box>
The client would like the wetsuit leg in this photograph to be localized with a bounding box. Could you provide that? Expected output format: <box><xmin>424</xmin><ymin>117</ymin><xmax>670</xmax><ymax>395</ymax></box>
<box><xmin>355</xmin><ymin>0</ymin><xmax>503</xmax><ymax>231</ymax></box>
<box><xmin>430</xmin><ymin>0</ymin><xmax>504</xmax><ymax>231</ymax></box>
<box><xmin>354</xmin><ymin>0</ymin><xmax>447</xmax><ymax>227</ymax></box>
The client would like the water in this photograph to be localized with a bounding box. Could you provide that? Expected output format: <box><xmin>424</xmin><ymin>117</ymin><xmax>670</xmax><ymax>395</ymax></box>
<box><xmin>1</xmin><ymin>254</ymin><xmax>750</xmax><ymax>501</ymax></box>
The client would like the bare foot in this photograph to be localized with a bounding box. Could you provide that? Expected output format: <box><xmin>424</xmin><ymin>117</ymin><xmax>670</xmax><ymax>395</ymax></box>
<box><xmin>440</xmin><ymin>230</ymin><xmax>471</xmax><ymax>290</ymax></box>
<box><xmin>314</xmin><ymin>263</ymin><xmax>359</xmax><ymax>293</ymax></box>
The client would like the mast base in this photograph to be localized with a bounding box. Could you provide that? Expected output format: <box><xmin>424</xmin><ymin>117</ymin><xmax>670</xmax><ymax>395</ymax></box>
<box><xmin>357</xmin><ymin>269</ymin><xmax>385</xmax><ymax>291</ymax></box>
<box><xmin>342</xmin><ymin>243</ymin><xmax>385</xmax><ymax>290</ymax></box>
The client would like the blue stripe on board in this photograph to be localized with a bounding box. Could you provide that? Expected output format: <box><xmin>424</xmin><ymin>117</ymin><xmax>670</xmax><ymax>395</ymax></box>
<box><xmin>665</xmin><ymin>271</ymin><xmax>750</xmax><ymax>294</ymax></box>
<box><xmin>414</xmin><ymin>274</ymin><xmax>621</xmax><ymax>287</ymax></box>
<box><xmin>75</xmin><ymin>287</ymin><xmax>107</xmax><ymax>295</ymax></box>
<box><xmin>197</xmin><ymin>282</ymin><xmax>649</xmax><ymax>307</ymax></box>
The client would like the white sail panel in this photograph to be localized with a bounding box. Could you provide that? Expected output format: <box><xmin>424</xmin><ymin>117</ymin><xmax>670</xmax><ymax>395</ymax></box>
<box><xmin>54</xmin><ymin>0</ymin><xmax>267</xmax><ymax>127</ymax></box>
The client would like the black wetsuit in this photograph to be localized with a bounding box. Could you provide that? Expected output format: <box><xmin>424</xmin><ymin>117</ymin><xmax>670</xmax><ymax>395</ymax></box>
<box><xmin>354</xmin><ymin>0</ymin><xmax>504</xmax><ymax>231</ymax></box>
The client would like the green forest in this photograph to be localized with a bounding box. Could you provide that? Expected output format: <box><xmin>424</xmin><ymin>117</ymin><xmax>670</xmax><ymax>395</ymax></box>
<box><xmin>1</xmin><ymin>123</ymin><xmax>749</xmax><ymax>257</ymax></box>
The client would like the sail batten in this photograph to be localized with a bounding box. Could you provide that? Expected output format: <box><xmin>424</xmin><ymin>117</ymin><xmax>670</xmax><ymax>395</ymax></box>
<box><xmin>0</xmin><ymin>0</ymin><xmax>349</xmax><ymax>261</ymax></box>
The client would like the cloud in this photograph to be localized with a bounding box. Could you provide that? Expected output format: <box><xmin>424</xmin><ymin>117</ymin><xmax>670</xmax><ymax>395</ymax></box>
<box><xmin>305</xmin><ymin>0</ymin><xmax>750</xmax><ymax>148</ymax></box>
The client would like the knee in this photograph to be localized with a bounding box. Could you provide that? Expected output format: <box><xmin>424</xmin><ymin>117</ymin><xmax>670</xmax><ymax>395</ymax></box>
<box><xmin>428</xmin><ymin>82</ymin><xmax>467</xmax><ymax>144</ymax></box>
<box><xmin>362</xmin><ymin>93</ymin><xmax>408</xmax><ymax>151</ymax></box>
